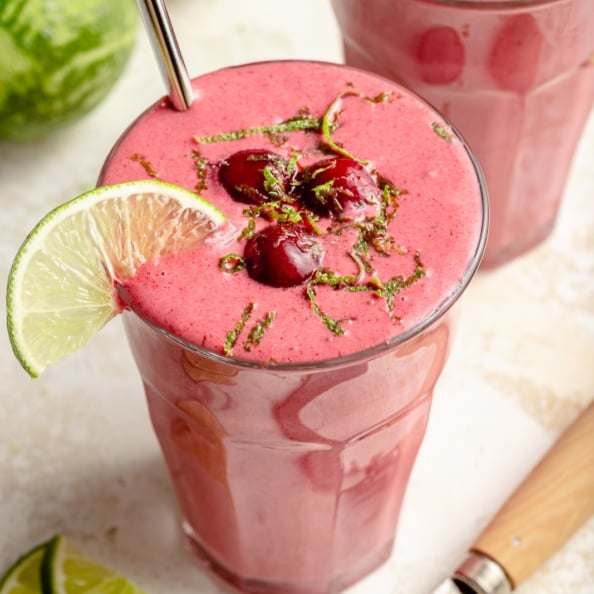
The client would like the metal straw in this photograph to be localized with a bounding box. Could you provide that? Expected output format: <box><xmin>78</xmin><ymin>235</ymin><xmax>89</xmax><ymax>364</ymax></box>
<box><xmin>136</xmin><ymin>0</ymin><xmax>194</xmax><ymax>111</ymax></box>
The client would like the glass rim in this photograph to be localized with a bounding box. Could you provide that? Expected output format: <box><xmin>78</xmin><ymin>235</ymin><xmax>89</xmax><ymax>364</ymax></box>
<box><xmin>118</xmin><ymin>59</ymin><xmax>490</xmax><ymax>373</ymax></box>
<box><xmin>417</xmin><ymin>0</ymin><xmax>567</xmax><ymax>7</ymax></box>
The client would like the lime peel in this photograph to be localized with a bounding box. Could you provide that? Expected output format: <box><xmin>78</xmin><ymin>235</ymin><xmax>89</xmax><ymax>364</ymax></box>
<box><xmin>6</xmin><ymin>179</ymin><xmax>228</xmax><ymax>377</ymax></box>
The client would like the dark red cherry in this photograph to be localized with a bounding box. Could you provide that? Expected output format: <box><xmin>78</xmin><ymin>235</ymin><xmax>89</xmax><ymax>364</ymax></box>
<box><xmin>218</xmin><ymin>149</ymin><xmax>290</xmax><ymax>205</ymax></box>
<box><xmin>300</xmin><ymin>157</ymin><xmax>380</xmax><ymax>218</ymax></box>
<box><xmin>244</xmin><ymin>224</ymin><xmax>324</xmax><ymax>287</ymax></box>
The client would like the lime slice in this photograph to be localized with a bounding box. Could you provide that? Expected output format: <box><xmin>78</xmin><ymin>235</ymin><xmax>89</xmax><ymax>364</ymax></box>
<box><xmin>7</xmin><ymin>179</ymin><xmax>228</xmax><ymax>377</ymax></box>
<box><xmin>0</xmin><ymin>540</ymin><xmax>50</xmax><ymax>594</ymax></box>
<box><xmin>0</xmin><ymin>0</ymin><xmax>137</xmax><ymax>140</ymax></box>
<box><xmin>41</xmin><ymin>535</ymin><xmax>146</xmax><ymax>594</ymax></box>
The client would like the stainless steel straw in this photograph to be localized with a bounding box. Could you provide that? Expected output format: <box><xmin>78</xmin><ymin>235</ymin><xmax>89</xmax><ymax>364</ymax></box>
<box><xmin>136</xmin><ymin>0</ymin><xmax>194</xmax><ymax>110</ymax></box>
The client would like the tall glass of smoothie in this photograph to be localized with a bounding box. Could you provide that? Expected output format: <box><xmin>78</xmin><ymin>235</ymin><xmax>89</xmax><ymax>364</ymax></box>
<box><xmin>331</xmin><ymin>0</ymin><xmax>594</xmax><ymax>268</ymax></box>
<box><xmin>99</xmin><ymin>60</ymin><xmax>487</xmax><ymax>593</ymax></box>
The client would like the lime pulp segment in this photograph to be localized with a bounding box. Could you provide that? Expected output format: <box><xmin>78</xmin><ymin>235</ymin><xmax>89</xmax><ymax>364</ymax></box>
<box><xmin>0</xmin><ymin>535</ymin><xmax>148</xmax><ymax>594</ymax></box>
<box><xmin>42</xmin><ymin>535</ymin><xmax>147</xmax><ymax>594</ymax></box>
<box><xmin>6</xmin><ymin>179</ymin><xmax>228</xmax><ymax>377</ymax></box>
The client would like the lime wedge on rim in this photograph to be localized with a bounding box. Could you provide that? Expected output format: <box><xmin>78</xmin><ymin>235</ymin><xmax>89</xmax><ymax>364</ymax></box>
<box><xmin>6</xmin><ymin>179</ymin><xmax>228</xmax><ymax>377</ymax></box>
<box><xmin>0</xmin><ymin>539</ymin><xmax>50</xmax><ymax>594</ymax></box>
<box><xmin>41</xmin><ymin>535</ymin><xmax>146</xmax><ymax>594</ymax></box>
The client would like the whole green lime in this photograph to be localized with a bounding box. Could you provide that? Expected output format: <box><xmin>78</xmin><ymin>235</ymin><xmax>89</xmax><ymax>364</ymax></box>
<box><xmin>0</xmin><ymin>0</ymin><xmax>137</xmax><ymax>140</ymax></box>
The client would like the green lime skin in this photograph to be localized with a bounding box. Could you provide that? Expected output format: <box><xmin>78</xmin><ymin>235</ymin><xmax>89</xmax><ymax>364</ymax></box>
<box><xmin>0</xmin><ymin>0</ymin><xmax>137</xmax><ymax>140</ymax></box>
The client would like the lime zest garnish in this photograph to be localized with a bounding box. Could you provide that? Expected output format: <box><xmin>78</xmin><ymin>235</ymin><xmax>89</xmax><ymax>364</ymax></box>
<box><xmin>0</xmin><ymin>0</ymin><xmax>137</xmax><ymax>141</ymax></box>
<box><xmin>1</xmin><ymin>534</ymin><xmax>146</xmax><ymax>594</ymax></box>
<box><xmin>320</xmin><ymin>91</ymin><xmax>366</xmax><ymax>164</ymax></box>
<box><xmin>306</xmin><ymin>269</ymin><xmax>349</xmax><ymax>335</ymax></box>
<box><xmin>224</xmin><ymin>302</ymin><xmax>255</xmax><ymax>356</ymax></box>
<box><xmin>320</xmin><ymin>89</ymin><xmax>394</xmax><ymax>165</ymax></box>
<box><xmin>219</xmin><ymin>253</ymin><xmax>246</xmax><ymax>273</ymax></box>
<box><xmin>129</xmin><ymin>153</ymin><xmax>159</xmax><ymax>178</ymax></box>
<box><xmin>243</xmin><ymin>311</ymin><xmax>276</xmax><ymax>352</ymax></box>
<box><xmin>188</xmin><ymin>85</ymin><xmax>428</xmax><ymax>342</ymax></box>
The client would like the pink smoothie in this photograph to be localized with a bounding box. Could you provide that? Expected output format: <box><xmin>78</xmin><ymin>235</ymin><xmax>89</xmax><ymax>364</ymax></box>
<box><xmin>100</xmin><ymin>61</ymin><xmax>486</xmax><ymax>593</ymax></box>
<box><xmin>331</xmin><ymin>0</ymin><xmax>594</xmax><ymax>268</ymax></box>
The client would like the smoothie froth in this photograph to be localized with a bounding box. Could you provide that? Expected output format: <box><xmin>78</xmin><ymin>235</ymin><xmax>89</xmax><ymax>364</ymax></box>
<box><xmin>331</xmin><ymin>0</ymin><xmax>594</xmax><ymax>267</ymax></box>
<box><xmin>101</xmin><ymin>61</ymin><xmax>484</xmax><ymax>363</ymax></box>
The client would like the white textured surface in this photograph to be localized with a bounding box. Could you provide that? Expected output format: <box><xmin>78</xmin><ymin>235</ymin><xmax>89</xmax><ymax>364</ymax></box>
<box><xmin>0</xmin><ymin>1</ymin><xmax>593</xmax><ymax>592</ymax></box>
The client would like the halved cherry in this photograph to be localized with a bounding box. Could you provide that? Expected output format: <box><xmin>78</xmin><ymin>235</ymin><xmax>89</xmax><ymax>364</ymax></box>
<box><xmin>489</xmin><ymin>14</ymin><xmax>542</xmax><ymax>92</ymax></box>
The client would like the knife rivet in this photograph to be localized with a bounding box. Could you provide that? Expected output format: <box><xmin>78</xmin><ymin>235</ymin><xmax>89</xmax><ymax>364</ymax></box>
<box><xmin>512</xmin><ymin>536</ymin><xmax>522</xmax><ymax>547</ymax></box>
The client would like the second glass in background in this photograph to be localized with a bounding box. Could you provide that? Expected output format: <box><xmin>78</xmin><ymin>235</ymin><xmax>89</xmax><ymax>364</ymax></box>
<box><xmin>331</xmin><ymin>0</ymin><xmax>594</xmax><ymax>268</ymax></box>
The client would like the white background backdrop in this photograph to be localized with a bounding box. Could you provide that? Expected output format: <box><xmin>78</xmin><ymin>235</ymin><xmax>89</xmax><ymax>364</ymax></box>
<box><xmin>1</xmin><ymin>1</ymin><xmax>593</xmax><ymax>593</ymax></box>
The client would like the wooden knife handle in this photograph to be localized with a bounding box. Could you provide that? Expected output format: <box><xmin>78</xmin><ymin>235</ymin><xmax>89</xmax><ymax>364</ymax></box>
<box><xmin>471</xmin><ymin>400</ymin><xmax>594</xmax><ymax>588</ymax></box>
